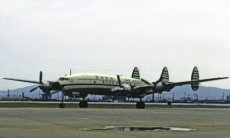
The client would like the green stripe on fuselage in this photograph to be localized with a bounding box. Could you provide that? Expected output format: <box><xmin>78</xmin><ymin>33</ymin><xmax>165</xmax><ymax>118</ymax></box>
<box><xmin>58</xmin><ymin>73</ymin><xmax>146</xmax><ymax>94</ymax></box>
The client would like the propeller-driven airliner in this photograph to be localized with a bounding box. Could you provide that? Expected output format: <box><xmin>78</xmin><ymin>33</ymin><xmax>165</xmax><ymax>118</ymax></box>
<box><xmin>3</xmin><ymin>66</ymin><xmax>228</xmax><ymax>109</ymax></box>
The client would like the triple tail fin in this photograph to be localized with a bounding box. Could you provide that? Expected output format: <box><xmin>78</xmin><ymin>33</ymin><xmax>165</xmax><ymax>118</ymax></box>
<box><xmin>191</xmin><ymin>66</ymin><xmax>199</xmax><ymax>91</ymax></box>
<box><xmin>131</xmin><ymin>67</ymin><xmax>140</xmax><ymax>79</ymax></box>
<box><xmin>155</xmin><ymin>67</ymin><xmax>169</xmax><ymax>84</ymax></box>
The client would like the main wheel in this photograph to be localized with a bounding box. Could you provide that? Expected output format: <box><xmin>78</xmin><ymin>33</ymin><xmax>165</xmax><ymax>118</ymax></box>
<box><xmin>59</xmin><ymin>103</ymin><xmax>65</xmax><ymax>108</ymax></box>
<box><xmin>79</xmin><ymin>101</ymin><xmax>88</xmax><ymax>108</ymax></box>
<box><xmin>140</xmin><ymin>102</ymin><xmax>145</xmax><ymax>109</ymax></box>
<box><xmin>136</xmin><ymin>102</ymin><xmax>140</xmax><ymax>109</ymax></box>
<box><xmin>83</xmin><ymin>101</ymin><xmax>88</xmax><ymax>108</ymax></box>
<box><xmin>136</xmin><ymin>102</ymin><xmax>145</xmax><ymax>109</ymax></box>
<box><xmin>167</xmin><ymin>101</ymin><xmax>172</xmax><ymax>106</ymax></box>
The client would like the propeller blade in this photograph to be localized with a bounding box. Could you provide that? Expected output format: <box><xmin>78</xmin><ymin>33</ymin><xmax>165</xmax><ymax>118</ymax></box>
<box><xmin>51</xmin><ymin>90</ymin><xmax>60</xmax><ymax>94</ymax></box>
<box><xmin>117</xmin><ymin>75</ymin><xmax>122</xmax><ymax>86</ymax></box>
<box><xmin>39</xmin><ymin>71</ymin><xmax>42</xmax><ymax>84</ymax></box>
<box><xmin>30</xmin><ymin>86</ymin><xmax>39</xmax><ymax>92</ymax></box>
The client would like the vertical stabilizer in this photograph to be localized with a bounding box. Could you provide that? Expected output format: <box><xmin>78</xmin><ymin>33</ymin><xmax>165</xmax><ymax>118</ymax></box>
<box><xmin>160</xmin><ymin>67</ymin><xmax>169</xmax><ymax>83</ymax></box>
<box><xmin>191</xmin><ymin>66</ymin><xmax>199</xmax><ymax>91</ymax></box>
<box><xmin>131</xmin><ymin>67</ymin><xmax>140</xmax><ymax>79</ymax></box>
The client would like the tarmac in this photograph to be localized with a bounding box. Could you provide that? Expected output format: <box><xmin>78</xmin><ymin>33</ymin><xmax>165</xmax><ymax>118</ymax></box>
<box><xmin>0</xmin><ymin>104</ymin><xmax>230</xmax><ymax>138</ymax></box>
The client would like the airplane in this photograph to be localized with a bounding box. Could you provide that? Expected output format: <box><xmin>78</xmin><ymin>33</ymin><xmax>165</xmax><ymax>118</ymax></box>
<box><xmin>2</xmin><ymin>66</ymin><xmax>228</xmax><ymax>109</ymax></box>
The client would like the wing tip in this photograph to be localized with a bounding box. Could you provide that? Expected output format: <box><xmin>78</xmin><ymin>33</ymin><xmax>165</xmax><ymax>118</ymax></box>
<box><xmin>2</xmin><ymin>78</ymin><xmax>9</xmax><ymax>80</ymax></box>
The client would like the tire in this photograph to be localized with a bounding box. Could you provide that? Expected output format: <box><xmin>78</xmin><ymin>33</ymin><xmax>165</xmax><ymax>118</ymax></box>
<box><xmin>59</xmin><ymin>103</ymin><xmax>65</xmax><ymax>108</ymax></box>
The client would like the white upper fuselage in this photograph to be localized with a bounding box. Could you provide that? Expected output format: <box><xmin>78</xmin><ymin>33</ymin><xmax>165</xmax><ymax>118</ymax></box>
<box><xmin>57</xmin><ymin>73</ymin><xmax>147</xmax><ymax>96</ymax></box>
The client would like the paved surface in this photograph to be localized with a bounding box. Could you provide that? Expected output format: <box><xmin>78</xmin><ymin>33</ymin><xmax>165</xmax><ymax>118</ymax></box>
<box><xmin>0</xmin><ymin>101</ymin><xmax>230</xmax><ymax>108</ymax></box>
<box><xmin>0</xmin><ymin>107</ymin><xmax>230</xmax><ymax>138</ymax></box>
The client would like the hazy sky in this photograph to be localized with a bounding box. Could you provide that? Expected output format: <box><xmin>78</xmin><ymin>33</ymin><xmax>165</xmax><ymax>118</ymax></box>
<box><xmin>0</xmin><ymin>0</ymin><xmax>229</xmax><ymax>90</ymax></box>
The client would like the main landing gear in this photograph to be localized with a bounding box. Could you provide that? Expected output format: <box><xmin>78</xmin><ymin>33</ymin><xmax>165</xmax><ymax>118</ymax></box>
<box><xmin>59</xmin><ymin>101</ymin><xmax>88</xmax><ymax>108</ymax></box>
<box><xmin>167</xmin><ymin>101</ymin><xmax>172</xmax><ymax>106</ymax></box>
<box><xmin>79</xmin><ymin>101</ymin><xmax>88</xmax><ymax>108</ymax></box>
<box><xmin>78</xmin><ymin>96</ymin><xmax>88</xmax><ymax>108</ymax></box>
<box><xmin>58</xmin><ymin>95</ymin><xmax>89</xmax><ymax>108</ymax></box>
<box><xmin>136</xmin><ymin>98</ymin><xmax>145</xmax><ymax>109</ymax></box>
<box><xmin>136</xmin><ymin>101</ymin><xmax>145</xmax><ymax>109</ymax></box>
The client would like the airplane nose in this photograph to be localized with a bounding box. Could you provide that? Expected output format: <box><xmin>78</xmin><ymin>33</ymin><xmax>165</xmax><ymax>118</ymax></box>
<box><xmin>52</xmin><ymin>82</ymin><xmax>62</xmax><ymax>90</ymax></box>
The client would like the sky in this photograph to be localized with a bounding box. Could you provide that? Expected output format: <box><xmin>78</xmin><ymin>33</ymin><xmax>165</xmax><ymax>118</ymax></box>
<box><xmin>0</xmin><ymin>0</ymin><xmax>229</xmax><ymax>90</ymax></box>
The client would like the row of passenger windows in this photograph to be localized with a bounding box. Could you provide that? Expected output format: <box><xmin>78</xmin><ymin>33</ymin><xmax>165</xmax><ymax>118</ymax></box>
<box><xmin>95</xmin><ymin>80</ymin><xmax>118</xmax><ymax>85</ymax></box>
<box><xmin>93</xmin><ymin>80</ymin><xmax>138</xmax><ymax>85</ymax></box>
<box><xmin>94</xmin><ymin>81</ymin><xmax>127</xmax><ymax>85</ymax></box>
<box><xmin>95</xmin><ymin>76</ymin><xmax>139</xmax><ymax>83</ymax></box>
<box><xmin>95</xmin><ymin>76</ymin><xmax>114</xmax><ymax>81</ymax></box>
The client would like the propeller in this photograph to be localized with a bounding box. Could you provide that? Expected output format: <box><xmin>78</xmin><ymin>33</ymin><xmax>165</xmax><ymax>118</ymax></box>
<box><xmin>30</xmin><ymin>71</ymin><xmax>43</xmax><ymax>93</ymax></box>
<box><xmin>115</xmin><ymin>75</ymin><xmax>132</xmax><ymax>92</ymax></box>
<box><xmin>30</xmin><ymin>86</ymin><xmax>39</xmax><ymax>92</ymax></box>
<box><xmin>39</xmin><ymin>71</ymin><xmax>42</xmax><ymax>83</ymax></box>
<box><xmin>117</xmin><ymin>75</ymin><xmax>122</xmax><ymax>87</ymax></box>
<box><xmin>29</xmin><ymin>71</ymin><xmax>62</xmax><ymax>93</ymax></box>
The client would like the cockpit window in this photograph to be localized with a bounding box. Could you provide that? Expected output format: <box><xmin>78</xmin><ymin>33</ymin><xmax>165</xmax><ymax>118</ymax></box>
<box><xmin>59</xmin><ymin>77</ymin><xmax>69</xmax><ymax>81</ymax></box>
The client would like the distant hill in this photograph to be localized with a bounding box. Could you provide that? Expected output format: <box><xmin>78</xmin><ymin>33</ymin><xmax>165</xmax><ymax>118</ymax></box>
<box><xmin>0</xmin><ymin>85</ymin><xmax>229</xmax><ymax>100</ymax></box>
<box><xmin>161</xmin><ymin>85</ymin><xmax>230</xmax><ymax>100</ymax></box>
<box><xmin>0</xmin><ymin>85</ymin><xmax>60</xmax><ymax>99</ymax></box>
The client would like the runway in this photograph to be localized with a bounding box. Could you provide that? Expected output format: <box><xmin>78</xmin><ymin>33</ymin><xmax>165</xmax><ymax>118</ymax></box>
<box><xmin>0</xmin><ymin>107</ymin><xmax>229</xmax><ymax>138</ymax></box>
<box><xmin>0</xmin><ymin>101</ymin><xmax>230</xmax><ymax>108</ymax></box>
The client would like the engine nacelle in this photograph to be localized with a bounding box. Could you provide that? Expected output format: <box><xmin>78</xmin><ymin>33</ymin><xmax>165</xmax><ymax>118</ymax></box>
<box><xmin>122</xmin><ymin>84</ymin><xmax>132</xmax><ymax>92</ymax></box>
<box><xmin>72</xmin><ymin>92</ymin><xmax>80</xmax><ymax>97</ymax></box>
<box><xmin>39</xmin><ymin>81</ymin><xmax>52</xmax><ymax>91</ymax></box>
<box><xmin>155</xmin><ymin>82</ymin><xmax>164</xmax><ymax>91</ymax></box>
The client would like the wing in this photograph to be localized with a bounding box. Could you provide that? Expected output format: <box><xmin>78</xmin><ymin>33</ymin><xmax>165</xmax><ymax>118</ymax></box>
<box><xmin>111</xmin><ymin>85</ymin><xmax>153</xmax><ymax>97</ymax></box>
<box><xmin>2</xmin><ymin>78</ymin><xmax>40</xmax><ymax>84</ymax></box>
<box><xmin>133</xmin><ymin>85</ymin><xmax>153</xmax><ymax>92</ymax></box>
<box><xmin>133</xmin><ymin>85</ymin><xmax>154</xmax><ymax>97</ymax></box>
<box><xmin>167</xmin><ymin>77</ymin><xmax>228</xmax><ymax>87</ymax></box>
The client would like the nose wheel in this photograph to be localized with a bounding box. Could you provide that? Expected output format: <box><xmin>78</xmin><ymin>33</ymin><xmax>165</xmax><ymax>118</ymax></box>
<box><xmin>136</xmin><ymin>101</ymin><xmax>145</xmax><ymax>109</ymax></box>
<box><xmin>167</xmin><ymin>101</ymin><xmax>172</xmax><ymax>106</ymax></box>
<box><xmin>59</xmin><ymin>103</ymin><xmax>65</xmax><ymax>108</ymax></box>
<box><xmin>59</xmin><ymin>93</ymin><xmax>66</xmax><ymax>108</ymax></box>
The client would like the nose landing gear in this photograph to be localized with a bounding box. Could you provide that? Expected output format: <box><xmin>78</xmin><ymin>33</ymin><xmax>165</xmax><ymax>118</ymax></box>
<box><xmin>78</xmin><ymin>96</ymin><xmax>88</xmax><ymax>108</ymax></box>
<box><xmin>59</xmin><ymin>94</ymin><xmax>65</xmax><ymax>108</ymax></box>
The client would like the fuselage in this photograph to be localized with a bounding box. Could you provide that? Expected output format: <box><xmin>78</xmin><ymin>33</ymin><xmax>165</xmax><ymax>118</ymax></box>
<box><xmin>57</xmin><ymin>73</ymin><xmax>147</xmax><ymax>96</ymax></box>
